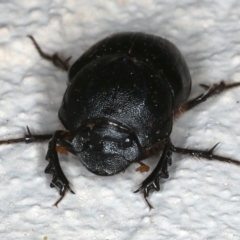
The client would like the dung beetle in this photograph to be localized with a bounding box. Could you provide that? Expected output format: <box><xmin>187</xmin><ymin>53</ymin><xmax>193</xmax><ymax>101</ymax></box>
<box><xmin>1</xmin><ymin>32</ymin><xmax>240</xmax><ymax>209</ymax></box>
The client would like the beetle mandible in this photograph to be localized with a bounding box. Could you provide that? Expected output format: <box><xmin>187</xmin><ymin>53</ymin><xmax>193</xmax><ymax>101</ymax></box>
<box><xmin>1</xmin><ymin>32</ymin><xmax>240</xmax><ymax>209</ymax></box>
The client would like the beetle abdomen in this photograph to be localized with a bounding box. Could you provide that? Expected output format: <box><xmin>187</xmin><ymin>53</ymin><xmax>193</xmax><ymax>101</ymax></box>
<box><xmin>69</xmin><ymin>32</ymin><xmax>191</xmax><ymax>108</ymax></box>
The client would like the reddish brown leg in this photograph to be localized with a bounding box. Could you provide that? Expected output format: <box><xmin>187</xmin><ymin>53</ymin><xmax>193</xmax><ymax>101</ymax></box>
<box><xmin>28</xmin><ymin>35</ymin><xmax>71</xmax><ymax>71</ymax></box>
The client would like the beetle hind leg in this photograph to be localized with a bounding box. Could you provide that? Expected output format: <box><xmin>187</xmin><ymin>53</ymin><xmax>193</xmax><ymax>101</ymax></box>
<box><xmin>134</xmin><ymin>141</ymin><xmax>172</xmax><ymax>209</ymax></box>
<box><xmin>28</xmin><ymin>35</ymin><xmax>71</xmax><ymax>71</ymax></box>
<box><xmin>45</xmin><ymin>130</ymin><xmax>75</xmax><ymax>207</ymax></box>
<box><xmin>182</xmin><ymin>81</ymin><xmax>240</xmax><ymax>112</ymax></box>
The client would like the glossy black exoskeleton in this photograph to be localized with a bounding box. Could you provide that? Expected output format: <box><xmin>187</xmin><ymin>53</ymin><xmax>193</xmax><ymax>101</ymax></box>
<box><xmin>62</xmin><ymin>32</ymin><xmax>192</xmax><ymax>175</ymax></box>
<box><xmin>1</xmin><ymin>32</ymin><xmax>240</xmax><ymax>208</ymax></box>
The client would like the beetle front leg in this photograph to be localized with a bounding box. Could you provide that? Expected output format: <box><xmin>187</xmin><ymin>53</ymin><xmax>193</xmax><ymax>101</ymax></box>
<box><xmin>134</xmin><ymin>141</ymin><xmax>172</xmax><ymax>209</ymax></box>
<box><xmin>45</xmin><ymin>130</ymin><xmax>75</xmax><ymax>207</ymax></box>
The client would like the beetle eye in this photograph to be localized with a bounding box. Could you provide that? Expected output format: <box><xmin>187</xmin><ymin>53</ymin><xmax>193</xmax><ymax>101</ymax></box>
<box><xmin>118</xmin><ymin>138</ymin><xmax>133</xmax><ymax>148</ymax></box>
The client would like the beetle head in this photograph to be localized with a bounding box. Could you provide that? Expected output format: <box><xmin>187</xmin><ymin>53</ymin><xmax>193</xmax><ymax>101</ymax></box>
<box><xmin>72</xmin><ymin>120</ymin><xmax>141</xmax><ymax>175</ymax></box>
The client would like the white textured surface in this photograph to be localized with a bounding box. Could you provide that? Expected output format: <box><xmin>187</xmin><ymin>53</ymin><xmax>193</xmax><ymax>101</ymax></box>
<box><xmin>0</xmin><ymin>1</ymin><xmax>240</xmax><ymax>239</ymax></box>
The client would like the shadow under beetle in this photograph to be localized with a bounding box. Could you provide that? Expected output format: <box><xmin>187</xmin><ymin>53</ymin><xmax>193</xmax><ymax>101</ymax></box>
<box><xmin>1</xmin><ymin>32</ymin><xmax>240</xmax><ymax>209</ymax></box>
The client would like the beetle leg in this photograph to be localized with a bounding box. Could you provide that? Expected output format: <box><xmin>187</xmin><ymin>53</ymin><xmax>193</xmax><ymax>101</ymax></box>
<box><xmin>45</xmin><ymin>130</ymin><xmax>75</xmax><ymax>207</ymax></box>
<box><xmin>0</xmin><ymin>126</ymin><xmax>52</xmax><ymax>145</ymax></box>
<box><xmin>171</xmin><ymin>143</ymin><xmax>240</xmax><ymax>166</ymax></box>
<box><xmin>28</xmin><ymin>35</ymin><xmax>71</xmax><ymax>71</ymax></box>
<box><xmin>134</xmin><ymin>141</ymin><xmax>172</xmax><ymax>209</ymax></box>
<box><xmin>183</xmin><ymin>81</ymin><xmax>240</xmax><ymax>111</ymax></box>
<box><xmin>135</xmin><ymin>161</ymin><xmax>150</xmax><ymax>173</ymax></box>
<box><xmin>0</xmin><ymin>126</ymin><xmax>75</xmax><ymax>151</ymax></box>
<box><xmin>57</xmin><ymin>135</ymin><xmax>76</xmax><ymax>156</ymax></box>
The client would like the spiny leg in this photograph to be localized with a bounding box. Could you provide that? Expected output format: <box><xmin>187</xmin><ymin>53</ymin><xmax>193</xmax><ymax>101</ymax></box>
<box><xmin>45</xmin><ymin>130</ymin><xmax>75</xmax><ymax>207</ymax></box>
<box><xmin>28</xmin><ymin>35</ymin><xmax>71</xmax><ymax>71</ymax></box>
<box><xmin>0</xmin><ymin>126</ymin><xmax>74</xmax><ymax>155</ymax></box>
<box><xmin>183</xmin><ymin>81</ymin><xmax>240</xmax><ymax>111</ymax></box>
<box><xmin>171</xmin><ymin>143</ymin><xmax>240</xmax><ymax>166</ymax></box>
<box><xmin>134</xmin><ymin>140</ymin><xmax>172</xmax><ymax>209</ymax></box>
<box><xmin>174</xmin><ymin>81</ymin><xmax>240</xmax><ymax>119</ymax></box>
<box><xmin>0</xmin><ymin>126</ymin><xmax>52</xmax><ymax>145</ymax></box>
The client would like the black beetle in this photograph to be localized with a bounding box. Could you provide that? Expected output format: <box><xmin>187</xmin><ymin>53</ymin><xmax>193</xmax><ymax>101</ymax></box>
<box><xmin>1</xmin><ymin>32</ymin><xmax>240</xmax><ymax>208</ymax></box>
